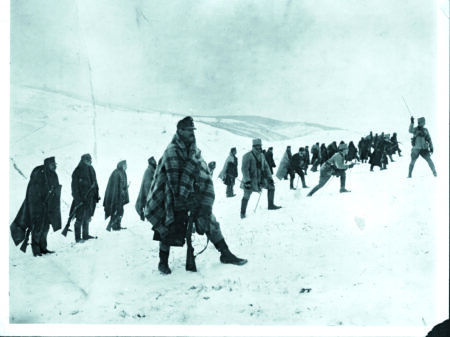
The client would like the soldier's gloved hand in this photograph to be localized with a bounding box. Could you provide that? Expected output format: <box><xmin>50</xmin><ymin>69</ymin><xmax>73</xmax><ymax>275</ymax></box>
<box><xmin>244</xmin><ymin>181</ymin><xmax>252</xmax><ymax>190</ymax></box>
<box><xmin>410</xmin><ymin>116</ymin><xmax>414</xmax><ymax>124</ymax></box>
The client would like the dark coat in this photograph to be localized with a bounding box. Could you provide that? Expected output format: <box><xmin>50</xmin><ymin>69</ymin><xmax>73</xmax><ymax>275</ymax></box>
<box><xmin>135</xmin><ymin>163</ymin><xmax>156</xmax><ymax>220</ymax></box>
<box><xmin>320</xmin><ymin>144</ymin><xmax>328</xmax><ymax>164</ymax></box>
<box><xmin>70</xmin><ymin>161</ymin><xmax>99</xmax><ymax>219</ymax></box>
<box><xmin>103</xmin><ymin>162</ymin><xmax>129</xmax><ymax>220</ymax></box>
<box><xmin>264</xmin><ymin>151</ymin><xmax>276</xmax><ymax>172</ymax></box>
<box><xmin>10</xmin><ymin>165</ymin><xmax>62</xmax><ymax>246</ymax></box>
<box><xmin>346</xmin><ymin>142</ymin><xmax>360</xmax><ymax>162</ymax></box>
<box><xmin>291</xmin><ymin>152</ymin><xmax>308</xmax><ymax>171</ymax></box>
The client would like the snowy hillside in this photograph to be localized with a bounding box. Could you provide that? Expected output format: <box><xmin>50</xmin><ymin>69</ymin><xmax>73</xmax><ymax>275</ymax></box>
<box><xmin>6</xmin><ymin>86</ymin><xmax>449</xmax><ymax>336</ymax></box>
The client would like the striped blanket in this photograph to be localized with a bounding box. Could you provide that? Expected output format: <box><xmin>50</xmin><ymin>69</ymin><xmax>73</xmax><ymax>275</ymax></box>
<box><xmin>145</xmin><ymin>133</ymin><xmax>215</xmax><ymax>239</ymax></box>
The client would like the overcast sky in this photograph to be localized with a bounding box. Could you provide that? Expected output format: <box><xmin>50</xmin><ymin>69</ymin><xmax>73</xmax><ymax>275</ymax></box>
<box><xmin>10</xmin><ymin>0</ymin><xmax>447</xmax><ymax>130</ymax></box>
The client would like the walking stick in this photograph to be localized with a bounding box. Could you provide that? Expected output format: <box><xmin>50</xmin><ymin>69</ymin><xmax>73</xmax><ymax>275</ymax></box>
<box><xmin>254</xmin><ymin>192</ymin><xmax>262</xmax><ymax>213</ymax></box>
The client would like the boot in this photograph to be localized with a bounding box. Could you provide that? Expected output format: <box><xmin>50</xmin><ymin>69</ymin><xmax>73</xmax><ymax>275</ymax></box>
<box><xmin>158</xmin><ymin>249</ymin><xmax>171</xmax><ymax>275</ymax></box>
<box><xmin>240</xmin><ymin>198</ymin><xmax>249</xmax><ymax>219</ymax></box>
<box><xmin>41</xmin><ymin>248</ymin><xmax>55</xmax><ymax>254</ymax></box>
<box><xmin>339</xmin><ymin>175</ymin><xmax>350</xmax><ymax>193</ymax></box>
<box><xmin>267</xmin><ymin>189</ymin><xmax>281</xmax><ymax>210</ymax></box>
<box><xmin>32</xmin><ymin>244</ymin><xmax>42</xmax><ymax>257</ymax></box>
<box><xmin>74</xmin><ymin>224</ymin><xmax>83</xmax><ymax>243</ymax></box>
<box><xmin>301</xmin><ymin>176</ymin><xmax>308</xmax><ymax>188</ymax></box>
<box><xmin>82</xmin><ymin>220</ymin><xmax>95</xmax><ymax>240</ymax></box>
<box><xmin>214</xmin><ymin>239</ymin><xmax>247</xmax><ymax>266</ymax></box>
<box><xmin>289</xmin><ymin>178</ymin><xmax>296</xmax><ymax>190</ymax></box>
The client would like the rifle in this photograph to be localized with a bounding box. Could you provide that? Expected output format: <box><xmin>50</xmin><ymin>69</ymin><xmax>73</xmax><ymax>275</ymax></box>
<box><xmin>62</xmin><ymin>182</ymin><xmax>96</xmax><ymax>237</ymax></box>
<box><xmin>185</xmin><ymin>212</ymin><xmax>197</xmax><ymax>272</ymax></box>
<box><xmin>20</xmin><ymin>186</ymin><xmax>54</xmax><ymax>253</ymax></box>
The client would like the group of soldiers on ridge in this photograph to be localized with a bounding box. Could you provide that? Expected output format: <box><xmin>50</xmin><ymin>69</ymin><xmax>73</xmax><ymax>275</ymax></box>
<box><xmin>10</xmin><ymin>115</ymin><xmax>436</xmax><ymax>274</ymax></box>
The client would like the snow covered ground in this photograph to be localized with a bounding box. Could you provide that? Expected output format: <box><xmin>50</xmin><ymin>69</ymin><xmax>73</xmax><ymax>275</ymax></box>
<box><xmin>3</xmin><ymin>86</ymin><xmax>448</xmax><ymax>336</ymax></box>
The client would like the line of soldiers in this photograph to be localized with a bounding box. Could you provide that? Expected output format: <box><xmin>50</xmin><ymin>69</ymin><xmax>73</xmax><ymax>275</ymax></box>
<box><xmin>10</xmin><ymin>115</ymin><xmax>436</xmax><ymax>274</ymax></box>
<box><xmin>10</xmin><ymin>154</ymin><xmax>131</xmax><ymax>257</ymax></box>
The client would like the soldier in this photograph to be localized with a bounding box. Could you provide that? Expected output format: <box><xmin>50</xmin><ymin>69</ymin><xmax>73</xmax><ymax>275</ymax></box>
<box><xmin>307</xmin><ymin>143</ymin><xmax>355</xmax><ymax>196</ymax></box>
<box><xmin>136</xmin><ymin>156</ymin><xmax>157</xmax><ymax>221</ymax></box>
<box><xmin>408</xmin><ymin>116</ymin><xmax>437</xmax><ymax>178</ymax></box>
<box><xmin>310</xmin><ymin>142</ymin><xmax>321</xmax><ymax>172</ymax></box>
<box><xmin>290</xmin><ymin>147</ymin><xmax>309</xmax><ymax>189</ymax></box>
<box><xmin>264</xmin><ymin>147</ymin><xmax>277</xmax><ymax>174</ymax></box>
<box><xmin>390</xmin><ymin>132</ymin><xmax>402</xmax><ymax>157</ymax></box>
<box><xmin>218</xmin><ymin>147</ymin><xmax>238</xmax><ymax>198</ymax></box>
<box><xmin>70</xmin><ymin>154</ymin><xmax>100</xmax><ymax>243</ymax></box>
<box><xmin>146</xmin><ymin>116</ymin><xmax>247</xmax><ymax>274</ymax></box>
<box><xmin>242</xmin><ymin>138</ymin><xmax>281</xmax><ymax>218</ymax></box>
<box><xmin>276</xmin><ymin>145</ymin><xmax>294</xmax><ymax>187</ymax></box>
<box><xmin>208</xmin><ymin>161</ymin><xmax>216</xmax><ymax>176</ymax></box>
<box><xmin>304</xmin><ymin>145</ymin><xmax>311</xmax><ymax>175</ymax></box>
<box><xmin>10</xmin><ymin>157</ymin><xmax>62</xmax><ymax>256</ymax></box>
<box><xmin>104</xmin><ymin>160</ymin><xmax>130</xmax><ymax>231</ymax></box>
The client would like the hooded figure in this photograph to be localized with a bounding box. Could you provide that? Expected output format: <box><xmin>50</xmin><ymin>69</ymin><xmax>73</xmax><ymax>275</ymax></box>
<box><xmin>104</xmin><ymin>160</ymin><xmax>129</xmax><ymax>231</ymax></box>
<box><xmin>135</xmin><ymin>156</ymin><xmax>157</xmax><ymax>221</ymax></box>
<box><xmin>70</xmin><ymin>153</ymin><xmax>100</xmax><ymax>242</ymax></box>
<box><xmin>10</xmin><ymin>157</ymin><xmax>62</xmax><ymax>256</ymax></box>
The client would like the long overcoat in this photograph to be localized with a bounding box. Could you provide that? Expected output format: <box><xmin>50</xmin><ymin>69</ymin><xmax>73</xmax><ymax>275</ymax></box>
<box><xmin>241</xmin><ymin>149</ymin><xmax>272</xmax><ymax>191</ymax></box>
<box><xmin>218</xmin><ymin>153</ymin><xmax>238</xmax><ymax>185</ymax></box>
<box><xmin>70</xmin><ymin>161</ymin><xmax>99</xmax><ymax>219</ymax></box>
<box><xmin>103</xmin><ymin>162</ymin><xmax>129</xmax><ymax>220</ymax></box>
<box><xmin>10</xmin><ymin>165</ymin><xmax>62</xmax><ymax>246</ymax></box>
<box><xmin>275</xmin><ymin>151</ymin><xmax>291</xmax><ymax>180</ymax></box>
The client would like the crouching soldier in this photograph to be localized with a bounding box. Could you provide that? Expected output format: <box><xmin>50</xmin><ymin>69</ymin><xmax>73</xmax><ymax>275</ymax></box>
<box><xmin>307</xmin><ymin>143</ymin><xmax>355</xmax><ymax>196</ymax></box>
<box><xmin>145</xmin><ymin>116</ymin><xmax>247</xmax><ymax>275</ymax></box>
<box><xmin>104</xmin><ymin>160</ymin><xmax>129</xmax><ymax>231</ymax></box>
<box><xmin>241</xmin><ymin>138</ymin><xmax>281</xmax><ymax>219</ymax></box>
<box><xmin>10</xmin><ymin>157</ymin><xmax>62</xmax><ymax>256</ymax></box>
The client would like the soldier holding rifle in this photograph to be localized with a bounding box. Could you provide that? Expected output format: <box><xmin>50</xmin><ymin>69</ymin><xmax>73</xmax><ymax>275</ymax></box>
<box><xmin>10</xmin><ymin>157</ymin><xmax>62</xmax><ymax>256</ymax></box>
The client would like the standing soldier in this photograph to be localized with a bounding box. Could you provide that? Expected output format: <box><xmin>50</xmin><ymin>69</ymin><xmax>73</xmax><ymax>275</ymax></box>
<box><xmin>276</xmin><ymin>145</ymin><xmax>295</xmax><ymax>187</ymax></box>
<box><xmin>136</xmin><ymin>156</ymin><xmax>157</xmax><ymax>221</ymax></box>
<box><xmin>70</xmin><ymin>154</ymin><xmax>100</xmax><ymax>242</ymax></box>
<box><xmin>242</xmin><ymin>138</ymin><xmax>281</xmax><ymax>218</ymax></box>
<box><xmin>390</xmin><ymin>132</ymin><xmax>402</xmax><ymax>158</ymax></box>
<box><xmin>320</xmin><ymin>143</ymin><xmax>328</xmax><ymax>166</ymax></box>
<box><xmin>310</xmin><ymin>142</ymin><xmax>321</xmax><ymax>172</ymax></box>
<box><xmin>408</xmin><ymin>116</ymin><xmax>437</xmax><ymax>178</ymax></box>
<box><xmin>264</xmin><ymin>147</ymin><xmax>277</xmax><ymax>174</ymax></box>
<box><xmin>304</xmin><ymin>145</ymin><xmax>311</xmax><ymax>175</ymax></box>
<box><xmin>218</xmin><ymin>147</ymin><xmax>238</xmax><ymax>198</ymax></box>
<box><xmin>307</xmin><ymin>143</ymin><xmax>355</xmax><ymax>196</ymax></box>
<box><xmin>104</xmin><ymin>160</ymin><xmax>130</xmax><ymax>231</ymax></box>
<box><xmin>146</xmin><ymin>116</ymin><xmax>247</xmax><ymax>274</ymax></box>
<box><xmin>10</xmin><ymin>157</ymin><xmax>62</xmax><ymax>256</ymax></box>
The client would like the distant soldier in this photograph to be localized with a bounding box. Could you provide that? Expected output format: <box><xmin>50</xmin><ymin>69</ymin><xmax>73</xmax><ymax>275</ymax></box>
<box><xmin>264</xmin><ymin>147</ymin><xmax>276</xmax><ymax>174</ymax></box>
<box><xmin>307</xmin><ymin>143</ymin><xmax>355</xmax><ymax>196</ymax></box>
<box><xmin>310</xmin><ymin>142</ymin><xmax>321</xmax><ymax>172</ymax></box>
<box><xmin>304</xmin><ymin>145</ymin><xmax>311</xmax><ymax>175</ymax></box>
<box><xmin>241</xmin><ymin>138</ymin><xmax>281</xmax><ymax>218</ymax></box>
<box><xmin>358</xmin><ymin>137</ymin><xmax>370</xmax><ymax>163</ymax></box>
<box><xmin>104</xmin><ymin>160</ymin><xmax>130</xmax><ymax>231</ymax></box>
<box><xmin>208</xmin><ymin>161</ymin><xmax>216</xmax><ymax>176</ymax></box>
<box><xmin>346</xmin><ymin>141</ymin><xmax>360</xmax><ymax>162</ymax></box>
<box><xmin>70</xmin><ymin>153</ymin><xmax>100</xmax><ymax>242</ymax></box>
<box><xmin>408</xmin><ymin>116</ymin><xmax>437</xmax><ymax>178</ymax></box>
<box><xmin>319</xmin><ymin>143</ymin><xmax>328</xmax><ymax>166</ymax></box>
<box><xmin>327</xmin><ymin>141</ymin><xmax>338</xmax><ymax>158</ymax></box>
<box><xmin>276</xmin><ymin>145</ymin><xmax>295</xmax><ymax>189</ymax></box>
<box><xmin>10</xmin><ymin>157</ymin><xmax>62</xmax><ymax>256</ymax></box>
<box><xmin>219</xmin><ymin>147</ymin><xmax>238</xmax><ymax>198</ymax></box>
<box><xmin>390</xmin><ymin>132</ymin><xmax>402</xmax><ymax>157</ymax></box>
<box><xmin>136</xmin><ymin>156</ymin><xmax>157</xmax><ymax>221</ymax></box>
<box><xmin>290</xmin><ymin>147</ymin><xmax>309</xmax><ymax>189</ymax></box>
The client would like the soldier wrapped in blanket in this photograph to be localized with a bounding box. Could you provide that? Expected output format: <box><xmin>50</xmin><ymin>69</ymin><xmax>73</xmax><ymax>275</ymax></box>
<box><xmin>276</xmin><ymin>145</ymin><xmax>294</xmax><ymax>185</ymax></box>
<box><xmin>358</xmin><ymin>137</ymin><xmax>370</xmax><ymax>163</ymax></box>
<box><xmin>408</xmin><ymin>116</ymin><xmax>436</xmax><ymax>178</ymax></box>
<box><xmin>310</xmin><ymin>142</ymin><xmax>321</xmax><ymax>172</ymax></box>
<box><xmin>218</xmin><ymin>147</ymin><xmax>238</xmax><ymax>198</ymax></box>
<box><xmin>319</xmin><ymin>143</ymin><xmax>328</xmax><ymax>166</ymax></box>
<box><xmin>242</xmin><ymin>138</ymin><xmax>281</xmax><ymax>219</ymax></box>
<box><xmin>307</xmin><ymin>143</ymin><xmax>355</xmax><ymax>196</ymax></box>
<box><xmin>70</xmin><ymin>153</ymin><xmax>100</xmax><ymax>242</ymax></box>
<box><xmin>10</xmin><ymin>157</ymin><xmax>62</xmax><ymax>256</ymax></box>
<box><xmin>135</xmin><ymin>156</ymin><xmax>157</xmax><ymax>221</ymax></box>
<box><xmin>145</xmin><ymin>116</ymin><xmax>247</xmax><ymax>275</ymax></box>
<box><xmin>104</xmin><ymin>160</ymin><xmax>129</xmax><ymax>231</ymax></box>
